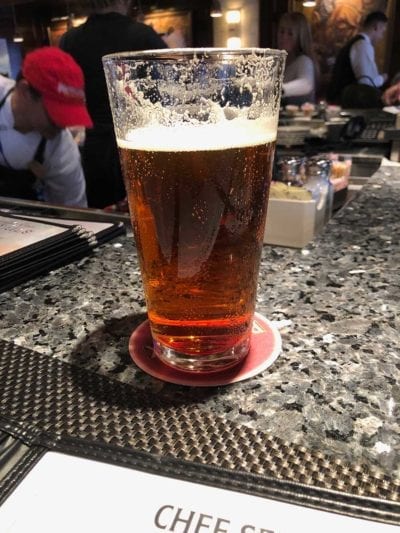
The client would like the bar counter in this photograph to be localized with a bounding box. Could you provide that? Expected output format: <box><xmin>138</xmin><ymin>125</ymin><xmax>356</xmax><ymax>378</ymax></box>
<box><xmin>1</xmin><ymin>162</ymin><xmax>399</xmax><ymax>492</ymax></box>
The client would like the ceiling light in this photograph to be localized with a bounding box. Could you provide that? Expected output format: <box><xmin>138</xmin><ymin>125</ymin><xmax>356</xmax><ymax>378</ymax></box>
<box><xmin>210</xmin><ymin>0</ymin><xmax>222</xmax><ymax>18</ymax></box>
<box><xmin>302</xmin><ymin>1</ymin><xmax>316</xmax><ymax>6</ymax></box>
<box><xmin>226</xmin><ymin>10</ymin><xmax>241</xmax><ymax>24</ymax></box>
<box><xmin>12</xmin><ymin>5</ymin><xmax>24</xmax><ymax>43</ymax></box>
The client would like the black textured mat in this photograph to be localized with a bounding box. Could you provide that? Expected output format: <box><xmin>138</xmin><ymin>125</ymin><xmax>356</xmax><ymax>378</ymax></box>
<box><xmin>0</xmin><ymin>339</ymin><xmax>399</xmax><ymax>524</ymax></box>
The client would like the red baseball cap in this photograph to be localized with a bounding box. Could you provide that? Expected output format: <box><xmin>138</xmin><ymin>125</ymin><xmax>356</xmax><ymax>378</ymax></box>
<box><xmin>22</xmin><ymin>46</ymin><xmax>93</xmax><ymax>128</ymax></box>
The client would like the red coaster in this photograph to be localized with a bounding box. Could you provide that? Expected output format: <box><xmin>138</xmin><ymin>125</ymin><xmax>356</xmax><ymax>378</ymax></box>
<box><xmin>128</xmin><ymin>313</ymin><xmax>282</xmax><ymax>387</ymax></box>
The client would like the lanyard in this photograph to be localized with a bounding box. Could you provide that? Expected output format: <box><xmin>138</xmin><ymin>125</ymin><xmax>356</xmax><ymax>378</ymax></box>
<box><xmin>0</xmin><ymin>136</ymin><xmax>13</xmax><ymax>169</ymax></box>
<box><xmin>0</xmin><ymin>88</ymin><xmax>14</xmax><ymax>169</ymax></box>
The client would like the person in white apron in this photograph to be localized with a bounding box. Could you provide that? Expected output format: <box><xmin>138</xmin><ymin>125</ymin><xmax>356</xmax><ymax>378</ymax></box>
<box><xmin>0</xmin><ymin>47</ymin><xmax>92</xmax><ymax>206</ymax></box>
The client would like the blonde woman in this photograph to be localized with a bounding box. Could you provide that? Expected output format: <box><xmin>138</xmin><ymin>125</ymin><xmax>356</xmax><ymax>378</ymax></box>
<box><xmin>277</xmin><ymin>12</ymin><xmax>318</xmax><ymax>105</ymax></box>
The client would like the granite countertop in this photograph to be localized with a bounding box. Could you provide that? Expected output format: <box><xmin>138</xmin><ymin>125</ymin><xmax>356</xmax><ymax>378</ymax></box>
<box><xmin>1</xmin><ymin>163</ymin><xmax>399</xmax><ymax>482</ymax></box>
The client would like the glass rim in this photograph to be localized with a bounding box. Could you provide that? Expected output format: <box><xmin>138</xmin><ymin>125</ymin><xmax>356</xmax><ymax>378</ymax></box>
<box><xmin>102</xmin><ymin>47</ymin><xmax>287</xmax><ymax>62</ymax></box>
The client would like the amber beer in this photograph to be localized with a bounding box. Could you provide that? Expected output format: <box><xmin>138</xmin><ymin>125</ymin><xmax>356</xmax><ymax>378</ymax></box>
<box><xmin>104</xmin><ymin>48</ymin><xmax>286</xmax><ymax>373</ymax></box>
<box><xmin>118</xmin><ymin>123</ymin><xmax>276</xmax><ymax>371</ymax></box>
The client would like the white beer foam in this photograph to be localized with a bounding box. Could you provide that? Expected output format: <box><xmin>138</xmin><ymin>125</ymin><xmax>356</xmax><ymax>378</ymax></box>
<box><xmin>117</xmin><ymin>118</ymin><xmax>277</xmax><ymax>152</ymax></box>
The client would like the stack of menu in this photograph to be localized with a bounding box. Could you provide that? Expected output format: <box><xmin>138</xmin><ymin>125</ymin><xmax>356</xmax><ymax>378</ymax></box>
<box><xmin>0</xmin><ymin>212</ymin><xmax>126</xmax><ymax>292</ymax></box>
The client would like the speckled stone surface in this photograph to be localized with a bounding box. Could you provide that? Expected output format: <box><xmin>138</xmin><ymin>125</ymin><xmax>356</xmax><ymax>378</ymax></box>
<box><xmin>1</xmin><ymin>164</ymin><xmax>399</xmax><ymax>481</ymax></box>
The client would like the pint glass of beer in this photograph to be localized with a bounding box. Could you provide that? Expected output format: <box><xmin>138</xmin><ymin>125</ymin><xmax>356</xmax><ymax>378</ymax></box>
<box><xmin>103</xmin><ymin>49</ymin><xmax>286</xmax><ymax>373</ymax></box>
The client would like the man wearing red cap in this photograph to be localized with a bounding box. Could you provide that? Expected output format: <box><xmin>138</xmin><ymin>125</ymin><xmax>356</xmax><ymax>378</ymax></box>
<box><xmin>0</xmin><ymin>46</ymin><xmax>92</xmax><ymax>206</ymax></box>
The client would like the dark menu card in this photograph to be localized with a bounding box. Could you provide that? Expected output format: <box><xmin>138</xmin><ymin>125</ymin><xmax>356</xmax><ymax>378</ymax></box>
<box><xmin>0</xmin><ymin>212</ymin><xmax>126</xmax><ymax>292</ymax></box>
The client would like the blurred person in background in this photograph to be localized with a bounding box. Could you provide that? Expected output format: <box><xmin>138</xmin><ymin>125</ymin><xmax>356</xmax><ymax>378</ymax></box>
<box><xmin>327</xmin><ymin>10</ymin><xmax>388</xmax><ymax>105</ymax></box>
<box><xmin>277</xmin><ymin>12</ymin><xmax>318</xmax><ymax>106</ymax></box>
<box><xmin>60</xmin><ymin>0</ymin><xmax>167</xmax><ymax>209</ymax></box>
<box><xmin>0</xmin><ymin>47</ymin><xmax>91</xmax><ymax>206</ymax></box>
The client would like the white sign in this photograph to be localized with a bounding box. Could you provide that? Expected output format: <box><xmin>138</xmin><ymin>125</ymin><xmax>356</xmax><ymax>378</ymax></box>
<box><xmin>0</xmin><ymin>452</ymin><xmax>397</xmax><ymax>532</ymax></box>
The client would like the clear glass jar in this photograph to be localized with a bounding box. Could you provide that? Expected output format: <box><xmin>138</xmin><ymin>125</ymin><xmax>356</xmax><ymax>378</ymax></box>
<box><xmin>304</xmin><ymin>156</ymin><xmax>334</xmax><ymax>226</ymax></box>
<box><xmin>275</xmin><ymin>155</ymin><xmax>305</xmax><ymax>186</ymax></box>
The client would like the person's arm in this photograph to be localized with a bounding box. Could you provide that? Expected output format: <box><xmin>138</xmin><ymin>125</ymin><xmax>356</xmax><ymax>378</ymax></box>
<box><xmin>282</xmin><ymin>55</ymin><xmax>315</xmax><ymax>98</ymax></box>
<box><xmin>350</xmin><ymin>38</ymin><xmax>387</xmax><ymax>88</ymax></box>
<box><xmin>382</xmin><ymin>81</ymin><xmax>400</xmax><ymax>105</ymax></box>
<box><xmin>42</xmin><ymin>130</ymin><xmax>87</xmax><ymax>207</ymax></box>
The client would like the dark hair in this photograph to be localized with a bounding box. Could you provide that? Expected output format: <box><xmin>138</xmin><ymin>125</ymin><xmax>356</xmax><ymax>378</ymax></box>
<box><xmin>16</xmin><ymin>71</ymin><xmax>41</xmax><ymax>99</ymax></box>
<box><xmin>363</xmin><ymin>11</ymin><xmax>388</xmax><ymax>29</ymax></box>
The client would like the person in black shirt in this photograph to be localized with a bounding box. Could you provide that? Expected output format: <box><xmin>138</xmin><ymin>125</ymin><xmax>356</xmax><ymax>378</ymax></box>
<box><xmin>60</xmin><ymin>0</ymin><xmax>167</xmax><ymax>209</ymax></box>
<box><xmin>326</xmin><ymin>11</ymin><xmax>388</xmax><ymax>107</ymax></box>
